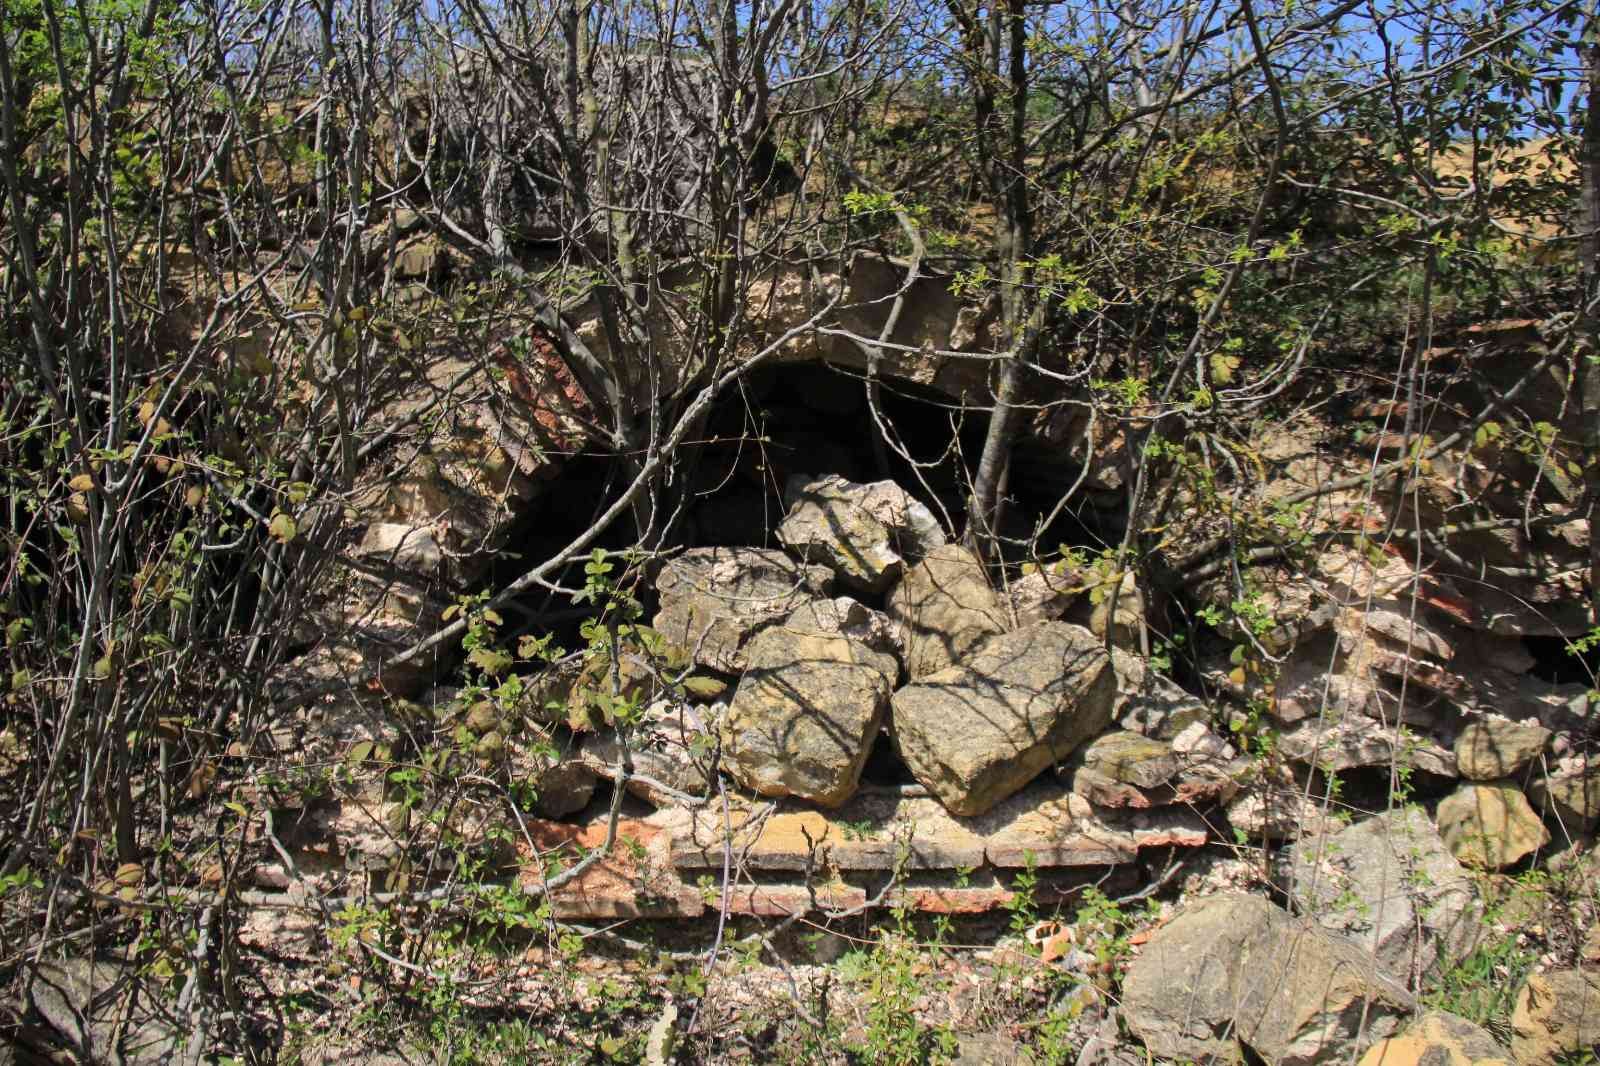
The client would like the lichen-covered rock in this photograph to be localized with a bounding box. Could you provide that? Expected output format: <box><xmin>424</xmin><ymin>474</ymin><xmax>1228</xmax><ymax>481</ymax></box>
<box><xmin>1510</xmin><ymin>968</ymin><xmax>1600</xmax><ymax>1065</ymax></box>
<box><xmin>777</xmin><ymin>474</ymin><xmax>924</xmax><ymax>592</ymax></box>
<box><xmin>1357</xmin><ymin>1011</ymin><xmax>1512</xmax><ymax>1066</ymax></box>
<box><xmin>721</xmin><ymin>627</ymin><xmax>897</xmax><ymax>807</ymax></box>
<box><xmin>1121</xmin><ymin>893</ymin><xmax>1414</xmax><ymax>1066</ymax></box>
<box><xmin>1068</xmin><ymin>729</ymin><xmax>1238</xmax><ymax>809</ymax></box>
<box><xmin>887</xmin><ymin>544</ymin><xmax>1009</xmax><ymax>680</ymax></box>
<box><xmin>1454</xmin><ymin>718</ymin><xmax>1550</xmax><ymax>781</ymax></box>
<box><xmin>1437</xmin><ymin>781</ymin><xmax>1549</xmax><ymax>869</ymax></box>
<box><xmin>1285</xmin><ymin>806</ymin><xmax>1482</xmax><ymax>987</ymax></box>
<box><xmin>652</xmin><ymin>548</ymin><xmax>832</xmax><ymax>673</ymax></box>
<box><xmin>1526</xmin><ymin>756</ymin><xmax>1600</xmax><ymax>833</ymax></box>
<box><xmin>890</xmin><ymin>622</ymin><xmax>1115</xmax><ymax>817</ymax></box>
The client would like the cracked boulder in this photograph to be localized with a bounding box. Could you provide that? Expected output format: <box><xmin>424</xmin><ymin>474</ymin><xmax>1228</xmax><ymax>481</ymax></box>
<box><xmin>1284</xmin><ymin>806</ymin><xmax>1482</xmax><ymax>988</ymax></box>
<box><xmin>891</xmin><ymin>621</ymin><xmax>1115</xmax><ymax>817</ymax></box>
<box><xmin>778</xmin><ymin>474</ymin><xmax>944</xmax><ymax>593</ymax></box>
<box><xmin>1511</xmin><ymin>968</ymin><xmax>1600</xmax><ymax>1064</ymax></box>
<box><xmin>888</xmin><ymin>544</ymin><xmax>1010</xmax><ymax>680</ymax></box>
<box><xmin>721</xmin><ymin>626</ymin><xmax>898</xmax><ymax>807</ymax></box>
<box><xmin>1122</xmin><ymin>893</ymin><xmax>1414</xmax><ymax>1066</ymax></box>
<box><xmin>652</xmin><ymin>547</ymin><xmax>833</xmax><ymax>674</ymax></box>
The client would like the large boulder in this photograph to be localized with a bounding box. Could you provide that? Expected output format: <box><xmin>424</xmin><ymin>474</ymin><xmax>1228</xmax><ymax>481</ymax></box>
<box><xmin>777</xmin><ymin>474</ymin><xmax>944</xmax><ymax>593</ymax></box>
<box><xmin>1121</xmin><ymin>893</ymin><xmax>1414</xmax><ymax>1066</ymax></box>
<box><xmin>1510</xmin><ymin>968</ymin><xmax>1600</xmax><ymax>1065</ymax></box>
<box><xmin>652</xmin><ymin>548</ymin><xmax>832</xmax><ymax>674</ymax></box>
<box><xmin>890</xmin><ymin>622</ymin><xmax>1115</xmax><ymax>817</ymax></box>
<box><xmin>721</xmin><ymin>626</ymin><xmax>898</xmax><ymax>807</ymax></box>
<box><xmin>1436</xmin><ymin>781</ymin><xmax>1549</xmax><ymax>869</ymax></box>
<box><xmin>1356</xmin><ymin>1011</ymin><xmax>1513</xmax><ymax>1066</ymax></box>
<box><xmin>1284</xmin><ymin>806</ymin><xmax>1482</xmax><ymax>987</ymax></box>
<box><xmin>1455</xmin><ymin>718</ymin><xmax>1550</xmax><ymax>781</ymax></box>
<box><xmin>888</xmin><ymin>544</ymin><xmax>1009</xmax><ymax>680</ymax></box>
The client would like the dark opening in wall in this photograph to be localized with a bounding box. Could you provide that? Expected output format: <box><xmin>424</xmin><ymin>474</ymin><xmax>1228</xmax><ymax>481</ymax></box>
<box><xmin>681</xmin><ymin>360</ymin><xmax>1113</xmax><ymax>559</ymax></box>
<box><xmin>1525</xmin><ymin>634</ymin><xmax>1599</xmax><ymax>686</ymax></box>
<box><xmin>679</xmin><ymin>361</ymin><xmax>983</xmax><ymax>550</ymax></box>
<box><xmin>481</xmin><ymin>449</ymin><xmax>642</xmax><ymax>650</ymax></box>
<box><xmin>859</xmin><ymin>731</ymin><xmax>919</xmax><ymax>787</ymax></box>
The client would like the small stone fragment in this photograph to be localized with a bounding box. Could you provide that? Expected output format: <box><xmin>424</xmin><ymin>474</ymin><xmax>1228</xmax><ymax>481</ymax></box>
<box><xmin>1357</xmin><ymin>1011</ymin><xmax>1512</xmax><ymax>1066</ymax></box>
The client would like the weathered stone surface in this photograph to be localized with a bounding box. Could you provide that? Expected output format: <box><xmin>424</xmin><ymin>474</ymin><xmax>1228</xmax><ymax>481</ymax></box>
<box><xmin>1510</xmin><ymin>968</ymin><xmax>1600</xmax><ymax>1065</ymax></box>
<box><xmin>1527</xmin><ymin>757</ymin><xmax>1600</xmax><ymax>833</ymax></box>
<box><xmin>1007</xmin><ymin>565</ymin><xmax>1081</xmax><ymax>626</ymax></box>
<box><xmin>887</xmin><ymin>544</ymin><xmax>1008</xmax><ymax>680</ymax></box>
<box><xmin>582</xmin><ymin>703</ymin><xmax>714</xmax><ymax>807</ymax></box>
<box><xmin>1454</xmin><ymin>718</ymin><xmax>1549</xmax><ymax>781</ymax></box>
<box><xmin>1068</xmin><ymin>729</ymin><xmax>1238</xmax><ymax>809</ymax></box>
<box><xmin>1111</xmin><ymin>650</ymin><xmax>1208</xmax><ymax>739</ymax></box>
<box><xmin>1357</xmin><ymin>1011</ymin><xmax>1513</xmax><ymax>1066</ymax></box>
<box><xmin>1078</xmin><ymin>731</ymin><xmax>1177</xmax><ymax>788</ymax></box>
<box><xmin>891</xmin><ymin>622</ymin><xmax>1116</xmax><ymax>816</ymax></box>
<box><xmin>1437</xmin><ymin>781</ymin><xmax>1549</xmax><ymax>869</ymax></box>
<box><xmin>781</xmin><ymin>595</ymin><xmax>903</xmax><ymax>666</ymax></box>
<box><xmin>529</xmin><ymin>760</ymin><xmax>599</xmax><ymax>818</ymax></box>
<box><xmin>777</xmin><ymin>475</ymin><xmax>910</xmax><ymax>593</ymax></box>
<box><xmin>356</xmin><ymin>521</ymin><xmax>446</xmax><ymax>575</ymax></box>
<box><xmin>1122</xmin><ymin>893</ymin><xmax>1414</xmax><ymax>1066</ymax></box>
<box><xmin>27</xmin><ymin>959</ymin><xmax>179</xmax><ymax>1065</ymax></box>
<box><xmin>1285</xmin><ymin>806</ymin><xmax>1483</xmax><ymax>987</ymax></box>
<box><xmin>1086</xmin><ymin>571</ymin><xmax>1144</xmax><ymax>651</ymax></box>
<box><xmin>1226</xmin><ymin>766</ymin><xmax>1335</xmax><ymax>842</ymax></box>
<box><xmin>1275</xmin><ymin>715</ymin><xmax>1457</xmax><ymax>777</ymax></box>
<box><xmin>1267</xmin><ymin>633</ymin><xmax>1387</xmax><ymax>725</ymax></box>
<box><xmin>794</xmin><ymin>474</ymin><xmax>948</xmax><ymax>559</ymax></box>
<box><xmin>721</xmin><ymin>626</ymin><xmax>897</xmax><ymax>807</ymax></box>
<box><xmin>652</xmin><ymin>548</ymin><xmax>832</xmax><ymax>673</ymax></box>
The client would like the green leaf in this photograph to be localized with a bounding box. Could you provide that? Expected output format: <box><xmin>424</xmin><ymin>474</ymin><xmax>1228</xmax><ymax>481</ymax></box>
<box><xmin>467</xmin><ymin>646</ymin><xmax>513</xmax><ymax>676</ymax></box>
<box><xmin>267</xmin><ymin>510</ymin><xmax>297</xmax><ymax>544</ymax></box>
